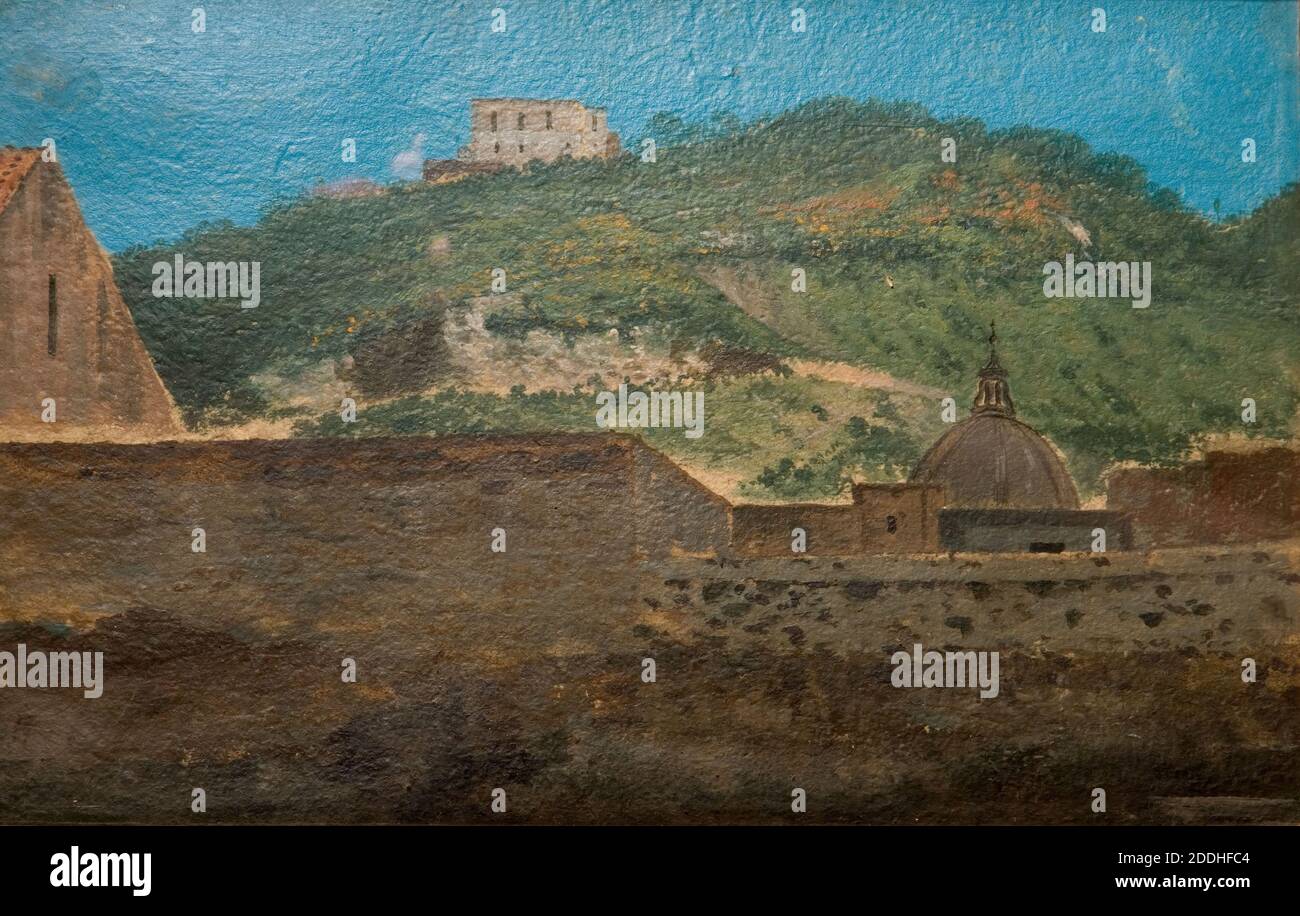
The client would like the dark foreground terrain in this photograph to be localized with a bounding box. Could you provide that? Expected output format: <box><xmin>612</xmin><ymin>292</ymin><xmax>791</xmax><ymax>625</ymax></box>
<box><xmin>1</xmin><ymin>550</ymin><xmax>1296</xmax><ymax>825</ymax></box>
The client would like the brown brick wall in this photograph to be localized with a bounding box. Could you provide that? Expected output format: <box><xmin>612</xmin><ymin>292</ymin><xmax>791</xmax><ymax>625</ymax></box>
<box><xmin>1107</xmin><ymin>447</ymin><xmax>1300</xmax><ymax>547</ymax></box>
<box><xmin>631</xmin><ymin>444</ymin><xmax>731</xmax><ymax>558</ymax></box>
<box><xmin>0</xmin><ymin>435</ymin><xmax>735</xmax><ymax>642</ymax></box>
<box><xmin>731</xmin><ymin>503</ymin><xmax>863</xmax><ymax>556</ymax></box>
<box><xmin>0</xmin><ymin>435</ymin><xmax>646</xmax><ymax>649</ymax></box>
<box><xmin>853</xmin><ymin>483</ymin><xmax>943</xmax><ymax>552</ymax></box>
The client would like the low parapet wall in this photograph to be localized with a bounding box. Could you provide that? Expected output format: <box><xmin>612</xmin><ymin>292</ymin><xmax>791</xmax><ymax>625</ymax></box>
<box><xmin>731</xmin><ymin>503</ymin><xmax>862</xmax><ymax>556</ymax></box>
<box><xmin>938</xmin><ymin>507</ymin><xmax>1133</xmax><ymax>553</ymax></box>
<box><xmin>2</xmin><ymin>435</ymin><xmax>1296</xmax><ymax>660</ymax></box>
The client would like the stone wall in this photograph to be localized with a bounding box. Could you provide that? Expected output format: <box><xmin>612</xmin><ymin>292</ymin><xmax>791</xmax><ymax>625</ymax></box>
<box><xmin>645</xmin><ymin>547</ymin><xmax>1299</xmax><ymax>655</ymax></box>
<box><xmin>731</xmin><ymin>503</ymin><xmax>862</xmax><ymax>556</ymax></box>
<box><xmin>1107</xmin><ymin>446</ymin><xmax>1300</xmax><ymax>547</ymax></box>
<box><xmin>853</xmin><ymin>482</ymin><xmax>943</xmax><ymax>552</ymax></box>
<box><xmin>733</xmin><ymin>484</ymin><xmax>943</xmax><ymax>557</ymax></box>
<box><xmin>0</xmin><ymin>435</ymin><xmax>1297</xmax><ymax>825</ymax></box>
<box><xmin>938</xmin><ymin>507</ymin><xmax>1133</xmax><ymax>553</ymax></box>
<box><xmin>0</xmin><ymin>434</ymin><xmax>727</xmax><ymax>651</ymax></box>
<box><xmin>460</xmin><ymin>98</ymin><xmax>620</xmax><ymax>167</ymax></box>
<box><xmin>632</xmin><ymin>443</ymin><xmax>731</xmax><ymax>558</ymax></box>
<box><xmin>0</xmin><ymin>433</ymin><xmax>1293</xmax><ymax>657</ymax></box>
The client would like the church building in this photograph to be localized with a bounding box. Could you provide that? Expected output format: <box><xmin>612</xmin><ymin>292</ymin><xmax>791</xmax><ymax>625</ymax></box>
<box><xmin>735</xmin><ymin>326</ymin><xmax>1132</xmax><ymax>555</ymax></box>
<box><xmin>0</xmin><ymin>147</ymin><xmax>180</xmax><ymax>440</ymax></box>
<box><xmin>909</xmin><ymin>326</ymin><xmax>1130</xmax><ymax>552</ymax></box>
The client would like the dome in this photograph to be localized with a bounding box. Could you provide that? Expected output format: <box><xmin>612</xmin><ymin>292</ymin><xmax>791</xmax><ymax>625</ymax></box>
<box><xmin>910</xmin><ymin>326</ymin><xmax>1079</xmax><ymax>509</ymax></box>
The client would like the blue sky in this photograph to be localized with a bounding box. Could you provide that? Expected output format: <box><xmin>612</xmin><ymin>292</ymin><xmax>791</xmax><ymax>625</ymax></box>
<box><xmin>1</xmin><ymin>0</ymin><xmax>1296</xmax><ymax>251</ymax></box>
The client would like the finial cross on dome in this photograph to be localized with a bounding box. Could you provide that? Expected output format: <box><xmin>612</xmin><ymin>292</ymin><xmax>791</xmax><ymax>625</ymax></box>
<box><xmin>910</xmin><ymin>322</ymin><xmax>1079</xmax><ymax>509</ymax></box>
<box><xmin>981</xmin><ymin>320</ymin><xmax>1003</xmax><ymax>373</ymax></box>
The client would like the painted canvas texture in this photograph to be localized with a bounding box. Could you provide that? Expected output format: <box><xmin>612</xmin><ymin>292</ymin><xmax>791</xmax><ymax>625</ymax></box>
<box><xmin>0</xmin><ymin>0</ymin><xmax>1297</xmax><ymax>825</ymax></box>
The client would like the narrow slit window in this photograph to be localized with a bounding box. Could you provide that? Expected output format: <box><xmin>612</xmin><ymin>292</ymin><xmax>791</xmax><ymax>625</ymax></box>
<box><xmin>517</xmin><ymin>113</ymin><xmax>525</xmax><ymax>129</ymax></box>
<box><xmin>886</xmin><ymin>515</ymin><xmax>897</xmax><ymax>534</ymax></box>
<box><xmin>545</xmin><ymin>110</ymin><xmax>553</xmax><ymax>130</ymax></box>
<box><xmin>47</xmin><ymin>274</ymin><xmax>58</xmax><ymax>356</ymax></box>
<box><xmin>96</xmin><ymin>281</ymin><xmax>110</xmax><ymax>373</ymax></box>
<box><xmin>490</xmin><ymin>112</ymin><xmax>498</xmax><ymax>132</ymax></box>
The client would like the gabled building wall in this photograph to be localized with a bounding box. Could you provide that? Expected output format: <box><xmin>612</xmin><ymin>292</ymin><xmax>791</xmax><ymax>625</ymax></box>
<box><xmin>0</xmin><ymin>152</ymin><xmax>181</xmax><ymax>440</ymax></box>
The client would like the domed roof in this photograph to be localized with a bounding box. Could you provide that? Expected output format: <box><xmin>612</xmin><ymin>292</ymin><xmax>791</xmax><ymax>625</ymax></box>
<box><xmin>910</xmin><ymin>325</ymin><xmax>1079</xmax><ymax>509</ymax></box>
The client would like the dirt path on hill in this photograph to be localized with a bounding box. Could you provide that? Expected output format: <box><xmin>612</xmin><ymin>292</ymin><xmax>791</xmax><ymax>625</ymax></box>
<box><xmin>697</xmin><ymin>264</ymin><xmax>946</xmax><ymax>399</ymax></box>
<box><xmin>786</xmin><ymin>358</ymin><xmax>945</xmax><ymax>398</ymax></box>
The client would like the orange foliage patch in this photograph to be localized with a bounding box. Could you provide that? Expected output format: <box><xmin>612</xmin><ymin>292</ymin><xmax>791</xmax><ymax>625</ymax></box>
<box><xmin>770</xmin><ymin>183</ymin><xmax>903</xmax><ymax>216</ymax></box>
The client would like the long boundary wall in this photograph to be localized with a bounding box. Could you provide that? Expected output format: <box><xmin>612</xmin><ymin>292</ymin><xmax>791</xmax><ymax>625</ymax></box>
<box><xmin>0</xmin><ymin>435</ymin><xmax>1296</xmax><ymax>658</ymax></box>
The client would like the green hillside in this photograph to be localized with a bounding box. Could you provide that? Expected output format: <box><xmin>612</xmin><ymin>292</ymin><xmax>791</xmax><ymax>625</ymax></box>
<box><xmin>114</xmin><ymin>97</ymin><xmax>1299</xmax><ymax>500</ymax></box>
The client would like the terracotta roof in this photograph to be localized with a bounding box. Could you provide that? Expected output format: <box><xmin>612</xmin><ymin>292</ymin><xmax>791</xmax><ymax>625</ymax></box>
<box><xmin>0</xmin><ymin>147</ymin><xmax>42</xmax><ymax>217</ymax></box>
